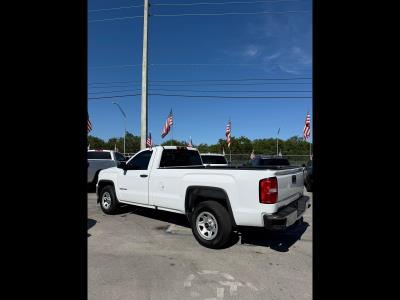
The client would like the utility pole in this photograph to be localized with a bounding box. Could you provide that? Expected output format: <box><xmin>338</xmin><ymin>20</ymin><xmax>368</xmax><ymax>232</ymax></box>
<box><xmin>140</xmin><ymin>0</ymin><xmax>149</xmax><ymax>150</ymax></box>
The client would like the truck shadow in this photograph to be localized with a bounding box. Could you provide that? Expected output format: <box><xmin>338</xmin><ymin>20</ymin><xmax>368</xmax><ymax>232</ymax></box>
<box><xmin>237</xmin><ymin>219</ymin><xmax>310</xmax><ymax>252</ymax></box>
<box><xmin>87</xmin><ymin>218</ymin><xmax>97</xmax><ymax>237</ymax></box>
<box><xmin>115</xmin><ymin>205</ymin><xmax>309</xmax><ymax>251</ymax></box>
<box><xmin>117</xmin><ymin>204</ymin><xmax>191</xmax><ymax>228</ymax></box>
<box><xmin>87</xmin><ymin>184</ymin><xmax>96</xmax><ymax>193</ymax></box>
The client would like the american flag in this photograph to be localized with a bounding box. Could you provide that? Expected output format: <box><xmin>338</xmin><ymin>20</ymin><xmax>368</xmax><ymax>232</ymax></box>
<box><xmin>187</xmin><ymin>136</ymin><xmax>193</xmax><ymax>147</ymax></box>
<box><xmin>146</xmin><ymin>132</ymin><xmax>153</xmax><ymax>148</ymax></box>
<box><xmin>303</xmin><ymin>112</ymin><xmax>311</xmax><ymax>140</ymax></box>
<box><xmin>87</xmin><ymin>113</ymin><xmax>92</xmax><ymax>133</ymax></box>
<box><xmin>250</xmin><ymin>149</ymin><xmax>255</xmax><ymax>160</ymax></box>
<box><xmin>225</xmin><ymin>120</ymin><xmax>231</xmax><ymax>148</ymax></box>
<box><xmin>161</xmin><ymin>109</ymin><xmax>173</xmax><ymax>138</ymax></box>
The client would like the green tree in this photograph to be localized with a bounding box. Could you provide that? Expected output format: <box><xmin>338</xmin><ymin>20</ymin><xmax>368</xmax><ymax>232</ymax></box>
<box><xmin>88</xmin><ymin>133</ymin><xmax>312</xmax><ymax>156</ymax></box>
<box><xmin>161</xmin><ymin>139</ymin><xmax>187</xmax><ymax>146</ymax></box>
<box><xmin>87</xmin><ymin>135</ymin><xmax>106</xmax><ymax>150</ymax></box>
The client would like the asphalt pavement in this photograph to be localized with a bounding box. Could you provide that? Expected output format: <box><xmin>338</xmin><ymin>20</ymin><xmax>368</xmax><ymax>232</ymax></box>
<box><xmin>88</xmin><ymin>190</ymin><xmax>312</xmax><ymax>300</ymax></box>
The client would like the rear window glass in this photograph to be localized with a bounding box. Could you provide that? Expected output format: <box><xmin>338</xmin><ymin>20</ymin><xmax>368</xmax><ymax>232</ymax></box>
<box><xmin>201</xmin><ymin>155</ymin><xmax>227</xmax><ymax>164</ymax></box>
<box><xmin>257</xmin><ymin>158</ymin><xmax>290</xmax><ymax>166</ymax></box>
<box><xmin>160</xmin><ymin>149</ymin><xmax>203</xmax><ymax>167</ymax></box>
<box><xmin>87</xmin><ymin>152</ymin><xmax>111</xmax><ymax>159</ymax></box>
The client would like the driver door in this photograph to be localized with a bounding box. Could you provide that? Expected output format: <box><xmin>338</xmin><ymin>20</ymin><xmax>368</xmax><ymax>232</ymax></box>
<box><xmin>117</xmin><ymin>149</ymin><xmax>153</xmax><ymax>205</ymax></box>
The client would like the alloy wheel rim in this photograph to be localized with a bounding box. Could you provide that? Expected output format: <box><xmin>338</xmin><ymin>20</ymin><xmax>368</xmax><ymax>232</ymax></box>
<box><xmin>196</xmin><ymin>211</ymin><xmax>218</xmax><ymax>240</ymax></box>
<box><xmin>102</xmin><ymin>192</ymin><xmax>112</xmax><ymax>209</ymax></box>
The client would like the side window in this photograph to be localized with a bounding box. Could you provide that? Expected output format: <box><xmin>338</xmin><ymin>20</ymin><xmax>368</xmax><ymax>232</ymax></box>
<box><xmin>114</xmin><ymin>152</ymin><xmax>127</xmax><ymax>162</ymax></box>
<box><xmin>127</xmin><ymin>150</ymin><xmax>152</xmax><ymax>170</ymax></box>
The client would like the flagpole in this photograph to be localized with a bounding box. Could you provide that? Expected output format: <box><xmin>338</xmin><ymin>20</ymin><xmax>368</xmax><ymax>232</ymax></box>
<box><xmin>171</xmin><ymin>125</ymin><xmax>173</xmax><ymax>146</ymax></box>
<box><xmin>276</xmin><ymin>128</ymin><xmax>280</xmax><ymax>156</ymax></box>
<box><xmin>309</xmin><ymin>110</ymin><xmax>311</xmax><ymax>160</ymax></box>
<box><xmin>229</xmin><ymin>117</ymin><xmax>231</xmax><ymax>163</ymax></box>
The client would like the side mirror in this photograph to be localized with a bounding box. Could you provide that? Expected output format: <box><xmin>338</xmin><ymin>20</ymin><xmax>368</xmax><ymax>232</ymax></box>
<box><xmin>117</xmin><ymin>161</ymin><xmax>127</xmax><ymax>169</ymax></box>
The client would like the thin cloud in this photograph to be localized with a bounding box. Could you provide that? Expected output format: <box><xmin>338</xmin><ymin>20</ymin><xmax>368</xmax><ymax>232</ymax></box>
<box><xmin>264</xmin><ymin>52</ymin><xmax>282</xmax><ymax>61</ymax></box>
<box><xmin>244</xmin><ymin>45</ymin><xmax>261</xmax><ymax>57</ymax></box>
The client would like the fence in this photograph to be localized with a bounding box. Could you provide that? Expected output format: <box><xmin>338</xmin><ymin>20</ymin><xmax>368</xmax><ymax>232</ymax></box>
<box><xmin>123</xmin><ymin>152</ymin><xmax>311</xmax><ymax>166</ymax></box>
<box><xmin>227</xmin><ymin>154</ymin><xmax>310</xmax><ymax>167</ymax></box>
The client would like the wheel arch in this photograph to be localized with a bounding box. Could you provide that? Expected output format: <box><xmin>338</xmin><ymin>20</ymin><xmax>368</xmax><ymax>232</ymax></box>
<box><xmin>96</xmin><ymin>180</ymin><xmax>116</xmax><ymax>203</ymax></box>
<box><xmin>185</xmin><ymin>186</ymin><xmax>237</xmax><ymax>226</ymax></box>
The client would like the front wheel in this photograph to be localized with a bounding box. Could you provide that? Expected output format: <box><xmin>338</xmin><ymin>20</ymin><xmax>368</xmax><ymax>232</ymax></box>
<box><xmin>99</xmin><ymin>185</ymin><xmax>119</xmax><ymax>214</ymax></box>
<box><xmin>191</xmin><ymin>201</ymin><xmax>233</xmax><ymax>249</ymax></box>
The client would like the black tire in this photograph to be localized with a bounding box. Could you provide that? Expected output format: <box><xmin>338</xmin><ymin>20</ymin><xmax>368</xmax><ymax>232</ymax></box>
<box><xmin>99</xmin><ymin>185</ymin><xmax>119</xmax><ymax>214</ymax></box>
<box><xmin>191</xmin><ymin>201</ymin><xmax>233</xmax><ymax>249</ymax></box>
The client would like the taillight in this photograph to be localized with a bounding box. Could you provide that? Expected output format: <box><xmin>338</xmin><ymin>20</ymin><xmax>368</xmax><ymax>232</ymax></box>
<box><xmin>259</xmin><ymin>177</ymin><xmax>278</xmax><ymax>204</ymax></box>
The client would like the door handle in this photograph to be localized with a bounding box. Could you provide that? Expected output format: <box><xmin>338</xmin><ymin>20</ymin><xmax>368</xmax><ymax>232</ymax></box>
<box><xmin>140</xmin><ymin>174</ymin><xmax>148</xmax><ymax>178</ymax></box>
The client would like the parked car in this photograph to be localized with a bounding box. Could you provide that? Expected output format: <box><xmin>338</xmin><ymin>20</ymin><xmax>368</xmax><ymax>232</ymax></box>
<box><xmin>303</xmin><ymin>160</ymin><xmax>313</xmax><ymax>192</ymax></box>
<box><xmin>96</xmin><ymin>146</ymin><xmax>310</xmax><ymax>249</ymax></box>
<box><xmin>87</xmin><ymin>150</ymin><xmax>127</xmax><ymax>186</ymax></box>
<box><xmin>200</xmin><ymin>153</ymin><xmax>229</xmax><ymax>166</ymax></box>
<box><xmin>250</xmin><ymin>156</ymin><xmax>291</xmax><ymax>167</ymax></box>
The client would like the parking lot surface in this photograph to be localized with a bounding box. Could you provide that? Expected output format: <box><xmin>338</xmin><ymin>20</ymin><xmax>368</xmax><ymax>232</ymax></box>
<box><xmin>88</xmin><ymin>191</ymin><xmax>312</xmax><ymax>300</ymax></box>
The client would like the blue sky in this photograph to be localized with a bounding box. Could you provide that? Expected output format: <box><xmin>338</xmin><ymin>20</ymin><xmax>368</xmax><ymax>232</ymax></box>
<box><xmin>88</xmin><ymin>0</ymin><xmax>312</xmax><ymax>145</ymax></box>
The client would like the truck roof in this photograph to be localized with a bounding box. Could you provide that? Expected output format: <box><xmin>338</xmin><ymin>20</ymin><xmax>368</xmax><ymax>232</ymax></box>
<box><xmin>150</xmin><ymin>146</ymin><xmax>197</xmax><ymax>150</ymax></box>
<box><xmin>88</xmin><ymin>150</ymin><xmax>115</xmax><ymax>152</ymax></box>
<box><xmin>200</xmin><ymin>153</ymin><xmax>225</xmax><ymax>157</ymax></box>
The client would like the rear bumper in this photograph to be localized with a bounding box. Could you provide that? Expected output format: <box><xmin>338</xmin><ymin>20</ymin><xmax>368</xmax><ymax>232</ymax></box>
<box><xmin>263</xmin><ymin>196</ymin><xmax>311</xmax><ymax>230</ymax></box>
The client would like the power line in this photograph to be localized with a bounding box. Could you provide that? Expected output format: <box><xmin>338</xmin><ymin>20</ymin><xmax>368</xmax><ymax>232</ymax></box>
<box><xmin>88</xmin><ymin>94</ymin><xmax>142</xmax><ymax>100</ymax></box>
<box><xmin>88</xmin><ymin>77</ymin><xmax>312</xmax><ymax>85</ymax></box>
<box><xmin>89</xmin><ymin>82</ymin><xmax>311</xmax><ymax>89</ymax></box>
<box><xmin>91</xmin><ymin>0</ymin><xmax>299</xmax><ymax>12</ymax></box>
<box><xmin>88</xmin><ymin>88</ymin><xmax>311</xmax><ymax>94</ymax></box>
<box><xmin>146</xmin><ymin>82</ymin><xmax>312</xmax><ymax>87</ymax></box>
<box><xmin>150</xmin><ymin>93</ymin><xmax>311</xmax><ymax>99</ymax></box>
<box><xmin>89</xmin><ymin>10</ymin><xmax>310</xmax><ymax>23</ymax></box>
<box><xmin>88</xmin><ymin>89</ymin><xmax>142</xmax><ymax>95</ymax></box>
<box><xmin>88</xmin><ymin>93</ymin><xmax>311</xmax><ymax>100</ymax></box>
<box><xmin>89</xmin><ymin>15</ymin><xmax>143</xmax><ymax>23</ymax></box>
<box><xmin>89</xmin><ymin>4</ymin><xmax>144</xmax><ymax>13</ymax></box>
<box><xmin>88</xmin><ymin>63</ymin><xmax>309</xmax><ymax>69</ymax></box>
<box><xmin>152</xmin><ymin>10</ymin><xmax>311</xmax><ymax>18</ymax></box>
<box><xmin>153</xmin><ymin>0</ymin><xmax>299</xmax><ymax>6</ymax></box>
<box><xmin>88</xmin><ymin>64</ymin><xmax>142</xmax><ymax>69</ymax></box>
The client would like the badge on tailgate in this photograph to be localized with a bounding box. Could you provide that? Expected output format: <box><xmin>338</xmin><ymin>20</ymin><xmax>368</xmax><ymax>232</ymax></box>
<box><xmin>292</xmin><ymin>175</ymin><xmax>297</xmax><ymax>184</ymax></box>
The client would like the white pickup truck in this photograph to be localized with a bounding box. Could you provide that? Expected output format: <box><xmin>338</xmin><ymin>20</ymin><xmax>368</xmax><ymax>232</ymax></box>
<box><xmin>97</xmin><ymin>146</ymin><xmax>310</xmax><ymax>249</ymax></box>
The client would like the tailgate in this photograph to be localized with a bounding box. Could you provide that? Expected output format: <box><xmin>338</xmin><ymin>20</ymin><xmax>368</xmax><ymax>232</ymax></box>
<box><xmin>274</xmin><ymin>167</ymin><xmax>304</xmax><ymax>202</ymax></box>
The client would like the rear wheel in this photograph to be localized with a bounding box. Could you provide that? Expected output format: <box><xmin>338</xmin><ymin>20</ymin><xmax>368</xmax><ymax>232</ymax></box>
<box><xmin>99</xmin><ymin>185</ymin><xmax>119</xmax><ymax>214</ymax></box>
<box><xmin>191</xmin><ymin>201</ymin><xmax>233</xmax><ymax>249</ymax></box>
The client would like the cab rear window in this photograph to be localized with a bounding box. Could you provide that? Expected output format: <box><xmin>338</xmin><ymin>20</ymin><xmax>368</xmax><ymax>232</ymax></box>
<box><xmin>258</xmin><ymin>158</ymin><xmax>290</xmax><ymax>166</ymax></box>
<box><xmin>87</xmin><ymin>152</ymin><xmax>111</xmax><ymax>159</ymax></box>
<box><xmin>160</xmin><ymin>149</ymin><xmax>203</xmax><ymax>167</ymax></box>
<box><xmin>201</xmin><ymin>155</ymin><xmax>227</xmax><ymax>164</ymax></box>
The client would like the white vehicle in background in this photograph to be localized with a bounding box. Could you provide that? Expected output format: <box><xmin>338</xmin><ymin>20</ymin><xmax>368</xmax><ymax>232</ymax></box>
<box><xmin>87</xmin><ymin>150</ymin><xmax>127</xmax><ymax>186</ymax></box>
<box><xmin>96</xmin><ymin>146</ymin><xmax>310</xmax><ymax>249</ymax></box>
<box><xmin>200</xmin><ymin>153</ymin><xmax>229</xmax><ymax>166</ymax></box>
